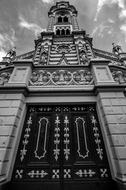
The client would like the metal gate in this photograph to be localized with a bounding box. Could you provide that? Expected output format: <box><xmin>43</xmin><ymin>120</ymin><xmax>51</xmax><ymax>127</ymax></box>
<box><xmin>9</xmin><ymin>104</ymin><xmax>118</xmax><ymax>190</ymax></box>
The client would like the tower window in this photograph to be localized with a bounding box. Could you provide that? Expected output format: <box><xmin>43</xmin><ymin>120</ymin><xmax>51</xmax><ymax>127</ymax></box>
<box><xmin>64</xmin><ymin>16</ymin><xmax>68</xmax><ymax>23</ymax></box>
<box><xmin>61</xmin><ymin>29</ymin><xmax>65</xmax><ymax>35</ymax></box>
<box><xmin>58</xmin><ymin>16</ymin><xmax>62</xmax><ymax>23</ymax></box>
<box><xmin>56</xmin><ymin>29</ymin><xmax>60</xmax><ymax>35</ymax></box>
<box><xmin>66</xmin><ymin>29</ymin><xmax>70</xmax><ymax>35</ymax></box>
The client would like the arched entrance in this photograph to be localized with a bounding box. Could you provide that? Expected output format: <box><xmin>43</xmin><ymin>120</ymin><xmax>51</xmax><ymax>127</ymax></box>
<box><xmin>5</xmin><ymin>104</ymin><xmax>118</xmax><ymax>190</ymax></box>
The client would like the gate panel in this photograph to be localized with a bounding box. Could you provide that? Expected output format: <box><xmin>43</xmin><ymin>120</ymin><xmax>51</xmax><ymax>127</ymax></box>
<box><xmin>10</xmin><ymin>104</ymin><xmax>117</xmax><ymax>190</ymax></box>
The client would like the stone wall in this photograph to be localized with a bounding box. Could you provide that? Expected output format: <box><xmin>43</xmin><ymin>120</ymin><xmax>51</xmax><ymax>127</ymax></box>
<box><xmin>97</xmin><ymin>92</ymin><xmax>126</xmax><ymax>183</ymax></box>
<box><xmin>0</xmin><ymin>94</ymin><xmax>26</xmax><ymax>182</ymax></box>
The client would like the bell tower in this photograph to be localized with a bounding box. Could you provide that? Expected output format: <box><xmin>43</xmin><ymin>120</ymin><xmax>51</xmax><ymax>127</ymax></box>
<box><xmin>47</xmin><ymin>1</ymin><xmax>79</xmax><ymax>33</ymax></box>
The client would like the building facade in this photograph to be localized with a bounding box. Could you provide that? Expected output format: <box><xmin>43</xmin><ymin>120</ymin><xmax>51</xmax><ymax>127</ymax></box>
<box><xmin>0</xmin><ymin>1</ymin><xmax>126</xmax><ymax>190</ymax></box>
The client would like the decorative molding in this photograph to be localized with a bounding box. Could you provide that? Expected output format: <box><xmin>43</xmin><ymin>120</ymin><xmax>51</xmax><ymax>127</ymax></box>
<box><xmin>91</xmin><ymin>115</ymin><xmax>103</xmax><ymax>160</ymax></box>
<box><xmin>0</xmin><ymin>71</ymin><xmax>11</xmax><ymax>85</ymax></box>
<box><xmin>27</xmin><ymin>170</ymin><xmax>48</xmax><ymax>178</ymax></box>
<box><xmin>64</xmin><ymin>116</ymin><xmax>70</xmax><ymax>160</ymax></box>
<box><xmin>111</xmin><ymin>69</ymin><xmax>126</xmax><ymax>84</ymax></box>
<box><xmin>53</xmin><ymin>115</ymin><xmax>60</xmax><ymax>161</ymax></box>
<box><xmin>20</xmin><ymin>115</ymin><xmax>32</xmax><ymax>162</ymax></box>
<box><xmin>29</xmin><ymin>69</ymin><xmax>93</xmax><ymax>86</ymax></box>
<box><xmin>56</xmin><ymin>44</ymin><xmax>72</xmax><ymax>53</ymax></box>
<box><xmin>75</xmin><ymin>169</ymin><xmax>96</xmax><ymax>178</ymax></box>
<box><xmin>34</xmin><ymin>117</ymin><xmax>49</xmax><ymax>159</ymax></box>
<box><xmin>75</xmin><ymin>117</ymin><xmax>89</xmax><ymax>159</ymax></box>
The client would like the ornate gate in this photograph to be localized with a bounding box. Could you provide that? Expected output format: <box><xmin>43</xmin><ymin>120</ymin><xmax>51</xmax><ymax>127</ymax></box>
<box><xmin>10</xmin><ymin>104</ymin><xmax>117</xmax><ymax>190</ymax></box>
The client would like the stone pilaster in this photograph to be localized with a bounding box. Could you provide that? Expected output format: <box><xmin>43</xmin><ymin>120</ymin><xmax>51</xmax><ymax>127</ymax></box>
<box><xmin>72</xmin><ymin>15</ymin><xmax>79</xmax><ymax>31</ymax></box>
<box><xmin>47</xmin><ymin>15</ymin><xmax>54</xmax><ymax>32</ymax></box>
<box><xmin>0</xmin><ymin>61</ymin><xmax>33</xmax><ymax>184</ymax></box>
<box><xmin>0</xmin><ymin>94</ymin><xmax>26</xmax><ymax>183</ymax></box>
<box><xmin>92</xmin><ymin>59</ymin><xmax>126</xmax><ymax>189</ymax></box>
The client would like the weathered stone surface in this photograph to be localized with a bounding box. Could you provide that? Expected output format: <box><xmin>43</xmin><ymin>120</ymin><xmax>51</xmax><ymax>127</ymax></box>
<box><xmin>0</xmin><ymin>100</ymin><xmax>23</xmax><ymax>108</ymax></box>
<box><xmin>0</xmin><ymin>136</ymin><xmax>14</xmax><ymax>148</ymax></box>
<box><xmin>108</xmin><ymin>124</ymin><xmax>126</xmax><ymax>134</ymax></box>
<box><xmin>0</xmin><ymin>116</ymin><xmax>19</xmax><ymax>126</ymax></box>
<box><xmin>98</xmin><ymin>91</ymin><xmax>126</xmax><ymax>183</ymax></box>
<box><xmin>99</xmin><ymin>92</ymin><xmax>124</xmax><ymax>98</ymax></box>
<box><xmin>0</xmin><ymin>108</ymin><xmax>21</xmax><ymax>116</ymax></box>
<box><xmin>0</xmin><ymin>162</ymin><xmax>8</xmax><ymax>176</ymax></box>
<box><xmin>0</xmin><ymin>94</ymin><xmax>25</xmax><ymax>101</ymax></box>
<box><xmin>113</xmin><ymin>147</ymin><xmax>126</xmax><ymax>159</ymax></box>
<box><xmin>0</xmin><ymin>149</ymin><xmax>10</xmax><ymax>162</ymax></box>
<box><xmin>110</xmin><ymin>135</ymin><xmax>126</xmax><ymax>146</ymax></box>
<box><xmin>102</xmin><ymin>106</ymin><xmax>124</xmax><ymax>115</ymax></box>
<box><xmin>115</xmin><ymin>160</ymin><xmax>126</xmax><ymax>175</ymax></box>
<box><xmin>0</xmin><ymin>126</ymin><xmax>16</xmax><ymax>136</ymax></box>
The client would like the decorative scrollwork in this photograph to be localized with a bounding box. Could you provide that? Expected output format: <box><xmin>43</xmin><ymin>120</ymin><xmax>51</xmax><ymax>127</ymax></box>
<box><xmin>56</xmin><ymin>43</ymin><xmax>72</xmax><ymax>54</ymax></box>
<box><xmin>0</xmin><ymin>72</ymin><xmax>11</xmax><ymax>85</ymax></box>
<box><xmin>111</xmin><ymin>70</ymin><xmax>126</xmax><ymax>84</ymax></box>
<box><xmin>52</xmin><ymin>70</ymin><xmax>72</xmax><ymax>85</ymax></box>
<box><xmin>30</xmin><ymin>70</ymin><xmax>51</xmax><ymax>86</ymax></box>
<box><xmin>29</xmin><ymin>69</ymin><xmax>93</xmax><ymax>86</ymax></box>
<box><xmin>73</xmin><ymin>70</ymin><xmax>93</xmax><ymax>85</ymax></box>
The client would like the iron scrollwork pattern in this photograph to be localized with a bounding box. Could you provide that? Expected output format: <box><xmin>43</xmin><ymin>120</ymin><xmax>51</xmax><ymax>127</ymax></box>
<box><xmin>12</xmin><ymin>104</ymin><xmax>112</xmax><ymax>183</ymax></box>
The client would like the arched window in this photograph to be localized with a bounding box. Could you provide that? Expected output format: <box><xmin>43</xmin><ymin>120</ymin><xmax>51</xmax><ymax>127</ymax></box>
<box><xmin>66</xmin><ymin>29</ymin><xmax>70</xmax><ymax>35</ymax></box>
<box><xmin>56</xmin><ymin>29</ymin><xmax>60</xmax><ymax>35</ymax></box>
<box><xmin>58</xmin><ymin>16</ymin><xmax>62</xmax><ymax>23</ymax></box>
<box><xmin>61</xmin><ymin>29</ymin><xmax>65</xmax><ymax>35</ymax></box>
<box><xmin>64</xmin><ymin>16</ymin><xmax>68</xmax><ymax>23</ymax></box>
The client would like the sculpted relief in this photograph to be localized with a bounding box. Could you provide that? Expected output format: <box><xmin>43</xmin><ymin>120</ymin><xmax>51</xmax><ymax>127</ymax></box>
<box><xmin>29</xmin><ymin>69</ymin><xmax>93</xmax><ymax>86</ymax></box>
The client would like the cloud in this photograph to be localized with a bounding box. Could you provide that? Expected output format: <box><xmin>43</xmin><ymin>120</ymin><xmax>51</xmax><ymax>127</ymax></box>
<box><xmin>95</xmin><ymin>0</ymin><xmax>126</xmax><ymax>21</ymax></box>
<box><xmin>108</xmin><ymin>18</ymin><xmax>115</xmax><ymax>23</ymax></box>
<box><xmin>119</xmin><ymin>9</ymin><xmax>126</xmax><ymax>19</ymax></box>
<box><xmin>0</xmin><ymin>49</ymin><xmax>6</xmax><ymax>61</ymax></box>
<box><xmin>92</xmin><ymin>22</ymin><xmax>113</xmax><ymax>38</ymax></box>
<box><xmin>19</xmin><ymin>15</ymin><xmax>45</xmax><ymax>36</ymax></box>
<box><xmin>41</xmin><ymin>0</ymin><xmax>54</xmax><ymax>3</ymax></box>
<box><xmin>120</xmin><ymin>24</ymin><xmax>126</xmax><ymax>41</ymax></box>
<box><xmin>0</xmin><ymin>29</ymin><xmax>17</xmax><ymax>61</ymax></box>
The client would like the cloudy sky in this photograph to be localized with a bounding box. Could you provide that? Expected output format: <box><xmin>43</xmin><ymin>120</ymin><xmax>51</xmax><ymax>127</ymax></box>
<box><xmin>0</xmin><ymin>0</ymin><xmax>126</xmax><ymax>60</ymax></box>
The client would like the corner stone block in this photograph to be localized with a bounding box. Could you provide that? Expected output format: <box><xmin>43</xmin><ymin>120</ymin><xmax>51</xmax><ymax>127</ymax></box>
<box><xmin>91</xmin><ymin>60</ymin><xmax>115</xmax><ymax>85</ymax></box>
<box><xmin>8</xmin><ymin>66</ymin><xmax>31</xmax><ymax>85</ymax></box>
<box><xmin>110</xmin><ymin>135</ymin><xmax>126</xmax><ymax>146</ymax></box>
<box><xmin>0</xmin><ymin>162</ymin><xmax>8</xmax><ymax>176</ymax></box>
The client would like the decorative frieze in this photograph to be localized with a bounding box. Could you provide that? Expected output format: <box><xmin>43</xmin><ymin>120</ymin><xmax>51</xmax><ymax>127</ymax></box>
<box><xmin>29</xmin><ymin>69</ymin><xmax>93</xmax><ymax>86</ymax></box>
<box><xmin>0</xmin><ymin>70</ymin><xmax>12</xmax><ymax>85</ymax></box>
<box><xmin>111</xmin><ymin>69</ymin><xmax>126</xmax><ymax>84</ymax></box>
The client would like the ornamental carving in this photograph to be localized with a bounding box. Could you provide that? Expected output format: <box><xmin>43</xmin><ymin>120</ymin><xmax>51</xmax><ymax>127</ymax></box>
<box><xmin>0</xmin><ymin>71</ymin><xmax>11</xmax><ymax>85</ymax></box>
<box><xmin>29</xmin><ymin>69</ymin><xmax>93</xmax><ymax>86</ymax></box>
<box><xmin>79</xmin><ymin>49</ymin><xmax>90</xmax><ymax>65</ymax></box>
<box><xmin>56</xmin><ymin>44</ymin><xmax>72</xmax><ymax>54</ymax></box>
<box><xmin>111</xmin><ymin>69</ymin><xmax>126</xmax><ymax>84</ymax></box>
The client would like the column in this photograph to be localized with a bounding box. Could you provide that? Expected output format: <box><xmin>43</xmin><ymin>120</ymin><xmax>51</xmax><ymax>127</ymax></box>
<box><xmin>92</xmin><ymin>59</ymin><xmax>126</xmax><ymax>189</ymax></box>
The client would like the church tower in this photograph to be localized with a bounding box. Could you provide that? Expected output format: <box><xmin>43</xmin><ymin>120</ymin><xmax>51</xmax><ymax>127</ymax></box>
<box><xmin>0</xmin><ymin>1</ymin><xmax>126</xmax><ymax>190</ymax></box>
